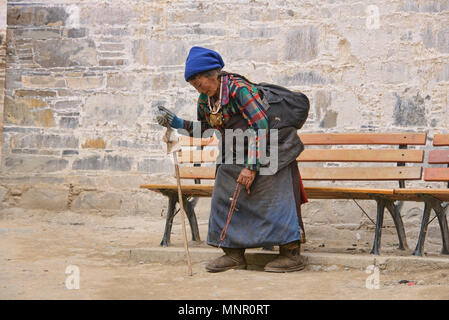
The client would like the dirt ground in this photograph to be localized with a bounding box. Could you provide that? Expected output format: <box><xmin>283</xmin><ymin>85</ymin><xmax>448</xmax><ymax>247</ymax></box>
<box><xmin>1</xmin><ymin>207</ymin><xmax>449</xmax><ymax>300</ymax></box>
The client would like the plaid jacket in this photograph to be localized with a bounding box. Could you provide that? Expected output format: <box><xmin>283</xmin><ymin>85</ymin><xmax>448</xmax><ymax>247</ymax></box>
<box><xmin>183</xmin><ymin>74</ymin><xmax>269</xmax><ymax>171</ymax></box>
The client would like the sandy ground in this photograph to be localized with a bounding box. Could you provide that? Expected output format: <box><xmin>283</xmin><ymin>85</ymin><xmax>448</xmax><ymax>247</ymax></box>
<box><xmin>1</xmin><ymin>207</ymin><xmax>449</xmax><ymax>300</ymax></box>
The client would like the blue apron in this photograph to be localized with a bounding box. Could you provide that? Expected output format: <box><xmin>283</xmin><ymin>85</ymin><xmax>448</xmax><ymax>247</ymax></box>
<box><xmin>206</xmin><ymin>113</ymin><xmax>303</xmax><ymax>249</ymax></box>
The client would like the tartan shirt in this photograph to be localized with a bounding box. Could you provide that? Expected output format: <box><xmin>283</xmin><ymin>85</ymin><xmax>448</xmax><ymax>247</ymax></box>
<box><xmin>183</xmin><ymin>74</ymin><xmax>269</xmax><ymax>171</ymax></box>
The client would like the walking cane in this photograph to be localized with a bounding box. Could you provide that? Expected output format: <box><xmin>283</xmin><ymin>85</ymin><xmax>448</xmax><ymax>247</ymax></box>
<box><xmin>163</xmin><ymin>127</ymin><xmax>193</xmax><ymax>276</ymax></box>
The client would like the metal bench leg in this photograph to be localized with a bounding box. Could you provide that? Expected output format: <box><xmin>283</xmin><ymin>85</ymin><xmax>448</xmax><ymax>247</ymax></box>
<box><xmin>385</xmin><ymin>200</ymin><xmax>409</xmax><ymax>251</ymax></box>
<box><xmin>183</xmin><ymin>196</ymin><xmax>201</xmax><ymax>242</ymax></box>
<box><xmin>370</xmin><ymin>199</ymin><xmax>386</xmax><ymax>255</ymax></box>
<box><xmin>413</xmin><ymin>201</ymin><xmax>431</xmax><ymax>256</ymax></box>
<box><xmin>431</xmin><ymin>202</ymin><xmax>449</xmax><ymax>255</ymax></box>
<box><xmin>160</xmin><ymin>195</ymin><xmax>178</xmax><ymax>247</ymax></box>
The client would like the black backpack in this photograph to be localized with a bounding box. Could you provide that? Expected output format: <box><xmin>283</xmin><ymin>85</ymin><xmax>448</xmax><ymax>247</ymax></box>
<box><xmin>223</xmin><ymin>72</ymin><xmax>310</xmax><ymax>130</ymax></box>
<box><xmin>257</xmin><ymin>82</ymin><xmax>310</xmax><ymax>130</ymax></box>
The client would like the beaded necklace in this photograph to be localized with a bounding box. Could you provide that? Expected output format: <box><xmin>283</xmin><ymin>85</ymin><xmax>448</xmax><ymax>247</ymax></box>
<box><xmin>207</xmin><ymin>76</ymin><xmax>224</xmax><ymax>127</ymax></box>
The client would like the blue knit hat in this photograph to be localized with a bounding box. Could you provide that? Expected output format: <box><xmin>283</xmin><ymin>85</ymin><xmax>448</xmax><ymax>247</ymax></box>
<box><xmin>184</xmin><ymin>46</ymin><xmax>225</xmax><ymax>81</ymax></box>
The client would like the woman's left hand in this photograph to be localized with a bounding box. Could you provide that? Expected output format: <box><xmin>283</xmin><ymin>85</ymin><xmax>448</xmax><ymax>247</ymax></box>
<box><xmin>237</xmin><ymin>168</ymin><xmax>257</xmax><ymax>194</ymax></box>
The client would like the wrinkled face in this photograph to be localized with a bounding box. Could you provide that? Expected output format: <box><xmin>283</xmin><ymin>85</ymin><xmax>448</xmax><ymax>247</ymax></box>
<box><xmin>189</xmin><ymin>75</ymin><xmax>220</xmax><ymax>97</ymax></box>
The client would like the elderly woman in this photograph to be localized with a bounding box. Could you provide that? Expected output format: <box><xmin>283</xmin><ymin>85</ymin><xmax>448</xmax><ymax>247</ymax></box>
<box><xmin>157</xmin><ymin>47</ymin><xmax>308</xmax><ymax>273</ymax></box>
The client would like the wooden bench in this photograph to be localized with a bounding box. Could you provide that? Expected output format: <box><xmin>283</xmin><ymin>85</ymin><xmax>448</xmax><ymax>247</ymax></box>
<box><xmin>396</xmin><ymin>133</ymin><xmax>449</xmax><ymax>256</ymax></box>
<box><xmin>141</xmin><ymin>132</ymin><xmax>429</xmax><ymax>255</ymax></box>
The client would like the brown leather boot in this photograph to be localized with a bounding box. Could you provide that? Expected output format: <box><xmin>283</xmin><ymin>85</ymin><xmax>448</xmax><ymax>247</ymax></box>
<box><xmin>264</xmin><ymin>241</ymin><xmax>306</xmax><ymax>273</ymax></box>
<box><xmin>205</xmin><ymin>248</ymin><xmax>247</xmax><ymax>273</ymax></box>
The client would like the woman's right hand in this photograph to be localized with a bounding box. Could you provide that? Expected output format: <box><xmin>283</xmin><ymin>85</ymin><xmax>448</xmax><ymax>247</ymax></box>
<box><xmin>157</xmin><ymin>106</ymin><xmax>184</xmax><ymax>129</ymax></box>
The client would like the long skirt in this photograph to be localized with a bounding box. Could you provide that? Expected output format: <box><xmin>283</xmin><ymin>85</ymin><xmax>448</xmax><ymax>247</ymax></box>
<box><xmin>207</xmin><ymin>161</ymin><xmax>302</xmax><ymax>249</ymax></box>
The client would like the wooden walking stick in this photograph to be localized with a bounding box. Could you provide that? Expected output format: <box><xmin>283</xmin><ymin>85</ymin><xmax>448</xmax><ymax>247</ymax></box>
<box><xmin>163</xmin><ymin>127</ymin><xmax>193</xmax><ymax>276</ymax></box>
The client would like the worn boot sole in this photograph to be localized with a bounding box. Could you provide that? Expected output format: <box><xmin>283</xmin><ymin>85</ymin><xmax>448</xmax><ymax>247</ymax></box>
<box><xmin>205</xmin><ymin>264</ymin><xmax>247</xmax><ymax>273</ymax></box>
<box><xmin>263</xmin><ymin>263</ymin><xmax>306</xmax><ymax>273</ymax></box>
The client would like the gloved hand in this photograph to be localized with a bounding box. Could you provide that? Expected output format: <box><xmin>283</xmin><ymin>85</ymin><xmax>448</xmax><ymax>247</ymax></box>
<box><xmin>157</xmin><ymin>106</ymin><xmax>184</xmax><ymax>129</ymax></box>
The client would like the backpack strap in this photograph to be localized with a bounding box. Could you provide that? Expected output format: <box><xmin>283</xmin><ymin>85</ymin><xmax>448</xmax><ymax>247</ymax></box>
<box><xmin>219</xmin><ymin>71</ymin><xmax>258</xmax><ymax>86</ymax></box>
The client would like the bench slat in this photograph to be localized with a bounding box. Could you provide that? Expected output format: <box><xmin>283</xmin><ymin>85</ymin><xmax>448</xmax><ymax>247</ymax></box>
<box><xmin>140</xmin><ymin>184</ymin><xmax>214</xmax><ymax>197</ymax></box>
<box><xmin>299</xmin><ymin>167</ymin><xmax>422</xmax><ymax>181</ymax></box>
<box><xmin>142</xmin><ymin>184</ymin><xmax>441</xmax><ymax>201</ymax></box>
<box><xmin>299</xmin><ymin>149</ymin><xmax>423</xmax><ymax>162</ymax></box>
<box><xmin>304</xmin><ymin>187</ymin><xmax>394</xmax><ymax>199</ymax></box>
<box><xmin>142</xmin><ymin>183</ymin><xmax>449</xmax><ymax>201</ymax></box>
<box><xmin>433</xmin><ymin>134</ymin><xmax>449</xmax><ymax>146</ymax></box>
<box><xmin>179</xmin><ymin>149</ymin><xmax>425</xmax><ymax>164</ymax></box>
<box><xmin>428</xmin><ymin>150</ymin><xmax>449</xmax><ymax>164</ymax></box>
<box><xmin>424</xmin><ymin>168</ymin><xmax>449</xmax><ymax>181</ymax></box>
<box><xmin>140</xmin><ymin>184</ymin><xmax>395</xmax><ymax>200</ymax></box>
<box><xmin>298</xmin><ymin>133</ymin><xmax>426</xmax><ymax>145</ymax></box>
<box><xmin>180</xmin><ymin>133</ymin><xmax>427</xmax><ymax>147</ymax></box>
<box><xmin>393</xmin><ymin>188</ymin><xmax>449</xmax><ymax>201</ymax></box>
<box><xmin>178</xmin><ymin>166</ymin><xmax>422</xmax><ymax>181</ymax></box>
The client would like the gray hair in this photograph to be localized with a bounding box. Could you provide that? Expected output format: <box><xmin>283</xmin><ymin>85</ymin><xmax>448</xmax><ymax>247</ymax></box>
<box><xmin>187</xmin><ymin>68</ymin><xmax>222</xmax><ymax>81</ymax></box>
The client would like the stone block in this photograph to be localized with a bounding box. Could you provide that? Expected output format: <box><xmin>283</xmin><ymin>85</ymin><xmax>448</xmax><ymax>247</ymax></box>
<box><xmin>98</xmin><ymin>43</ymin><xmax>125</xmax><ymax>51</ymax></box>
<box><xmin>71</xmin><ymin>191</ymin><xmax>122</xmax><ymax>212</ymax></box>
<box><xmin>66</xmin><ymin>77</ymin><xmax>103</xmax><ymax>90</ymax></box>
<box><xmin>2</xmin><ymin>126</ymin><xmax>40</xmax><ymax>133</ymax></box>
<box><xmin>214</xmin><ymin>40</ymin><xmax>279</xmax><ymax>63</ymax></box>
<box><xmin>54</xmin><ymin>100</ymin><xmax>82</xmax><ymax>110</ymax></box>
<box><xmin>239</xmin><ymin>27</ymin><xmax>280</xmax><ymax>38</ymax></box>
<box><xmin>83</xmin><ymin>94</ymin><xmax>142</xmax><ymax>128</ymax></box>
<box><xmin>8</xmin><ymin>6</ymin><xmax>68</xmax><ymax>26</ymax></box>
<box><xmin>421</xmin><ymin>27</ymin><xmax>435</xmax><ymax>49</ymax></box>
<box><xmin>62</xmin><ymin>150</ymin><xmax>79</xmax><ymax>156</ymax></box>
<box><xmin>15</xmin><ymin>89</ymin><xmax>57</xmax><ymax>97</ymax></box>
<box><xmin>11</xmin><ymin>133</ymin><xmax>79</xmax><ymax>149</ymax></box>
<box><xmin>168</xmin><ymin>8</ymin><xmax>226</xmax><ymax>24</ymax></box>
<box><xmin>13</xmin><ymin>28</ymin><xmax>61</xmax><ymax>40</ymax></box>
<box><xmin>22</xmin><ymin>75</ymin><xmax>66</xmax><ymax>88</ymax></box>
<box><xmin>0</xmin><ymin>186</ymin><xmax>8</xmax><ymax>206</ymax></box>
<box><xmin>132</xmin><ymin>39</ymin><xmax>187</xmax><ymax>66</ymax></box>
<box><xmin>285</xmin><ymin>26</ymin><xmax>319</xmax><ymax>62</ymax></box>
<box><xmin>66</xmin><ymin>28</ymin><xmax>86</xmax><ymax>38</ymax></box>
<box><xmin>393</xmin><ymin>91</ymin><xmax>428</xmax><ymax>126</ymax></box>
<box><xmin>106</xmin><ymin>73</ymin><xmax>137</xmax><ymax>90</ymax></box>
<box><xmin>80</xmin><ymin>5</ymin><xmax>134</xmax><ymax>26</ymax></box>
<box><xmin>277</xmin><ymin>71</ymin><xmax>333</xmax><ymax>86</ymax></box>
<box><xmin>81</xmin><ymin>138</ymin><xmax>106</xmax><ymax>149</ymax></box>
<box><xmin>72</xmin><ymin>155</ymin><xmax>104</xmax><ymax>170</ymax></box>
<box><xmin>34</xmin><ymin>39</ymin><xmax>97</xmax><ymax>68</ymax></box>
<box><xmin>4</xmin><ymin>156</ymin><xmax>69</xmax><ymax>173</ymax></box>
<box><xmin>437</xmin><ymin>27</ymin><xmax>449</xmax><ymax>53</ymax></box>
<box><xmin>18</xmin><ymin>185</ymin><xmax>68</xmax><ymax>211</ymax></box>
<box><xmin>99</xmin><ymin>59</ymin><xmax>126</xmax><ymax>66</ymax></box>
<box><xmin>437</xmin><ymin>64</ymin><xmax>449</xmax><ymax>82</ymax></box>
<box><xmin>167</xmin><ymin>26</ymin><xmax>226</xmax><ymax>37</ymax></box>
<box><xmin>380</xmin><ymin>62</ymin><xmax>410</xmax><ymax>84</ymax></box>
<box><xmin>398</xmin><ymin>0</ymin><xmax>449</xmax><ymax>12</ymax></box>
<box><xmin>59</xmin><ymin>117</ymin><xmax>79</xmax><ymax>129</ymax></box>
<box><xmin>96</xmin><ymin>28</ymin><xmax>130</xmax><ymax>37</ymax></box>
<box><xmin>137</xmin><ymin>158</ymin><xmax>173</xmax><ymax>174</ymax></box>
<box><xmin>4</xmin><ymin>96</ymin><xmax>55</xmax><ymax>127</ymax></box>
<box><xmin>72</xmin><ymin>155</ymin><xmax>133</xmax><ymax>171</ymax></box>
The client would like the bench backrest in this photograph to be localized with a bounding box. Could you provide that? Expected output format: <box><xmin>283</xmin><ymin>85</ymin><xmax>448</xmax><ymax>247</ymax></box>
<box><xmin>177</xmin><ymin>133</ymin><xmax>426</xmax><ymax>184</ymax></box>
<box><xmin>425</xmin><ymin>134</ymin><xmax>449</xmax><ymax>183</ymax></box>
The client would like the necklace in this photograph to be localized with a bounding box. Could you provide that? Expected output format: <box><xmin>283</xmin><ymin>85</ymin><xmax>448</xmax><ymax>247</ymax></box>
<box><xmin>207</xmin><ymin>77</ymin><xmax>224</xmax><ymax>127</ymax></box>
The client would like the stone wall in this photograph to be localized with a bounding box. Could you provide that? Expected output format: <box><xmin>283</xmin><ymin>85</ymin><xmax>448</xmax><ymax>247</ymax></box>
<box><xmin>0</xmin><ymin>1</ymin><xmax>6</xmax><ymax>165</ymax></box>
<box><xmin>1</xmin><ymin>0</ymin><xmax>449</xmax><ymax>251</ymax></box>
